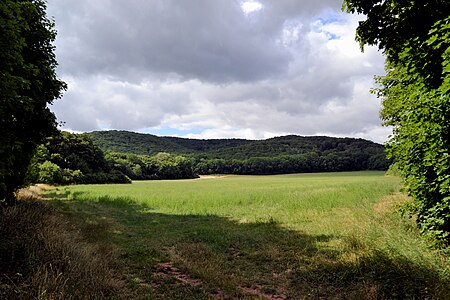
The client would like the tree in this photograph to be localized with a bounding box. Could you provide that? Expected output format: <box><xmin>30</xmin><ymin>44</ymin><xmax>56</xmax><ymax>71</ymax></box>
<box><xmin>0</xmin><ymin>0</ymin><xmax>66</xmax><ymax>204</ymax></box>
<box><xmin>37</xmin><ymin>160</ymin><xmax>62</xmax><ymax>183</ymax></box>
<box><xmin>343</xmin><ymin>0</ymin><xmax>450</xmax><ymax>245</ymax></box>
<box><xmin>30</xmin><ymin>132</ymin><xmax>131</xmax><ymax>184</ymax></box>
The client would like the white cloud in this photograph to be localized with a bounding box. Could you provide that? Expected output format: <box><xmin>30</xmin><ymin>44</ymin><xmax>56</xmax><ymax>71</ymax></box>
<box><xmin>241</xmin><ymin>1</ymin><xmax>263</xmax><ymax>15</ymax></box>
<box><xmin>47</xmin><ymin>0</ymin><xmax>388</xmax><ymax>143</ymax></box>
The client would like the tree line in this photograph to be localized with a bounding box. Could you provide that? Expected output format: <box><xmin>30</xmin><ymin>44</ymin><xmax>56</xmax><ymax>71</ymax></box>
<box><xmin>86</xmin><ymin>130</ymin><xmax>389</xmax><ymax>159</ymax></box>
<box><xmin>29</xmin><ymin>131</ymin><xmax>198</xmax><ymax>184</ymax></box>
<box><xmin>85</xmin><ymin>130</ymin><xmax>390</xmax><ymax>176</ymax></box>
<box><xmin>194</xmin><ymin>151</ymin><xmax>387</xmax><ymax>175</ymax></box>
<box><xmin>29</xmin><ymin>131</ymin><xmax>389</xmax><ymax>185</ymax></box>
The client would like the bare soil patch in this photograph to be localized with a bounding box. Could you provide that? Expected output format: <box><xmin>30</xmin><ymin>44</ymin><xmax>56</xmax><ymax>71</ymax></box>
<box><xmin>198</xmin><ymin>175</ymin><xmax>227</xmax><ymax>179</ymax></box>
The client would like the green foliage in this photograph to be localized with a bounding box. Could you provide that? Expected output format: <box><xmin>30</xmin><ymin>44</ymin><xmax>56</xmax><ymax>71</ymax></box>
<box><xmin>89</xmin><ymin>131</ymin><xmax>390</xmax><ymax>175</ymax></box>
<box><xmin>86</xmin><ymin>130</ymin><xmax>196</xmax><ymax>154</ymax></box>
<box><xmin>38</xmin><ymin>161</ymin><xmax>62</xmax><ymax>183</ymax></box>
<box><xmin>61</xmin><ymin>168</ymin><xmax>83</xmax><ymax>184</ymax></box>
<box><xmin>383</xmin><ymin>17</ymin><xmax>450</xmax><ymax>246</ymax></box>
<box><xmin>0</xmin><ymin>0</ymin><xmax>66</xmax><ymax>204</ymax></box>
<box><xmin>385</xmin><ymin>162</ymin><xmax>401</xmax><ymax>177</ymax></box>
<box><xmin>342</xmin><ymin>0</ymin><xmax>449</xmax><ymax>88</ymax></box>
<box><xmin>344</xmin><ymin>0</ymin><xmax>450</xmax><ymax>245</ymax></box>
<box><xmin>87</xmin><ymin>130</ymin><xmax>252</xmax><ymax>155</ymax></box>
<box><xmin>32</xmin><ymin>132</ymin><xmax>130</xmax><ymax>184</ymax></box>
<box><xmin>194</xmin><ymin>150</ymin><xmax>389</xmax><ymax>175</ymax></box>
<box><xmin>31</xmin><ymin>132</ymin><xmax>197</xmax><ymax>184</ymax></box>
<box><xmin>106</xmin><ymin>151</ymin><xmax>197</xmax><ymax>180</ymax></box>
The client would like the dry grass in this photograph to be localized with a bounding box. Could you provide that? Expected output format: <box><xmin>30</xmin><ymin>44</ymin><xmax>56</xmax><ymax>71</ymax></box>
<box><xmin>14</xmin><ymin>184</ymin><xmax>53</xmax><ymax>201</ymax></box>
<box><xmin>0</xmin><ymin>186</ymin><xmax>118</xmax><ymax>299</ymax></box>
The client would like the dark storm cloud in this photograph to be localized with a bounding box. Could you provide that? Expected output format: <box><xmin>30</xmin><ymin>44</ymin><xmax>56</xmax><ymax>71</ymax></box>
<box><xmin>48</xmin><ymin>0</ymin><xmax>341</xmax><ymax>82</ymax></box>
<box><xmin>46</xmin><ymin>0</ymin><xmax>389</xmax><ymax>142</ymax></box>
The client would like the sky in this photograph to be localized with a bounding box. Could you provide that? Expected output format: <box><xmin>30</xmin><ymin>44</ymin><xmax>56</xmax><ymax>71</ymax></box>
<box><xmin>46</xmin><ymin>0</ymin><xmax>390</xmax><ymax>143</ymax></box>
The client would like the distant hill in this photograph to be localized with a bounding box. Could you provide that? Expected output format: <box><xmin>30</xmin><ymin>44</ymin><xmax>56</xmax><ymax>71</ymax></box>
<box><xmin>86</xmin><ymin>130</ymin><xmax>254</xmax><ymax>155</ymax></box>
<box><xmin>85</xmin><ymin>130</ymin><xmax>390</xmax><ymax>174</ymax></box>
<box><xmin>85</xmin><ymin>130</ymin><xmax>245</xmax><ymax>155</ymax></box>
<box><xmin>86</xmin><ymin>130</ymin><xmax>385</xmax><ymax>156</ymax></box>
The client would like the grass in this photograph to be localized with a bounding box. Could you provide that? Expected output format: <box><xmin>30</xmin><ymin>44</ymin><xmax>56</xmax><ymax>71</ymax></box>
<box><xmin>0</xmin><ymin>185</ymin><xmax>118</xmax><ymax>299</ymax></box>
<box><xmin>60</xmin><ymin>171</ymin><xmax>398</xmax><ymax>225</ymax></box>
<box><xmin>6</xmin><ymin>171</ymin><xmax>450</xmax><ymax>299</ymax></box>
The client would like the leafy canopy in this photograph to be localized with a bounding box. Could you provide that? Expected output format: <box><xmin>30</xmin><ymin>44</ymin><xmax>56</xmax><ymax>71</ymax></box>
<box><xmin>343</xmin><ymin>0</ymin><xmax>450</xmax><ymax>245</ymax></box>
<box><xmin>0</xmin><ymin>0</ymin><xmax>66</xmax><ymax>203</ymax></box>
<box><xmin>87</xmin><ymin>130</ymin><xmax>390</xmax><ymax>175</ymax></box>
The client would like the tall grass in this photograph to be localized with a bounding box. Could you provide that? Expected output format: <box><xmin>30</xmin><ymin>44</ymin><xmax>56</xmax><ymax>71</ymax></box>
<box><xmin>44</xmin><ymin>171</ymin><xmax>450</xmax><ymax>299</ymax></box>
<box><xmin>65</xmin><ymin>172</ymin><xmax>398</xmax><ymax>224</ymax></box>
<box><xmin>0</xmin><ymin>186</ymin><xmax>118</xmax><ymax>299</ymax></box>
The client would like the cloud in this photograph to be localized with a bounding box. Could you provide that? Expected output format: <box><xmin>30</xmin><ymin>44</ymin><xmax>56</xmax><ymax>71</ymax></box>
<box><xmin>241</xmin><ymin>1</ymin><xmax>263</xmax><ymax>15</ymax></box>
<box><xmin>47</xmin><ymin>0</ymin><xmax>388</xmax><ymax>143</ymax></box>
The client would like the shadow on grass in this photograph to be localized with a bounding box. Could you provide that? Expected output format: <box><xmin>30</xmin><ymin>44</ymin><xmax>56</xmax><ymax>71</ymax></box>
<box><xmin>0</xmin><ymin>200</ymin><xmax>117</xmax><ymax>300</ymax></box>
<box><xmin>52</xmin><ymin>193</ymin><xmax>449</xmax><ymax>300</ymax></box>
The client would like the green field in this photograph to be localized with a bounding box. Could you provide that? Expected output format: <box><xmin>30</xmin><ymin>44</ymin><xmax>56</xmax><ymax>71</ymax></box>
<box><xmin>48</xmin><ymin>171</ymin><xmax>450</xmax><ymax>299</ymax></box>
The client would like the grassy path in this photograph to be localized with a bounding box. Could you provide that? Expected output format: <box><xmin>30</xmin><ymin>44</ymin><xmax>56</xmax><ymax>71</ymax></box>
<box><xmin>46</xmin><ymin>172</ymin><xmax>450</xmax><ymax>299</ymax></box>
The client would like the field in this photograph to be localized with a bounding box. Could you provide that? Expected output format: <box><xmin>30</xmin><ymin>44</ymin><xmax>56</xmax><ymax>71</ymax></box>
<box><xmin>44</xmin><ymin>171</ymin><xmax>450</xmax><ymax>299</ymax></box>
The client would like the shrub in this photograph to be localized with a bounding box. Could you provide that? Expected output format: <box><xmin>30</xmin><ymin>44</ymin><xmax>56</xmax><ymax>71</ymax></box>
<box><xmin>38</xmin><ymin>161</ymin><xmax>62</xmax><ymax>184</ymax></box>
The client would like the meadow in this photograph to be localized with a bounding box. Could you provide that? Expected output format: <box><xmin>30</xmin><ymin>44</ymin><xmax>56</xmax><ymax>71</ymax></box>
<box><xmin>42</xmin><ymin>171</ymin><xmax>450</xmax><ymax>299</ymax></box>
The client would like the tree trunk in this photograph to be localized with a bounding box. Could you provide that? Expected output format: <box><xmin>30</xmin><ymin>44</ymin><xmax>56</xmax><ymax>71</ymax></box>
<box><xmin>4</xmin><ymin>190</ymin><xmax>17</xmax><ymax>206</ymax></box>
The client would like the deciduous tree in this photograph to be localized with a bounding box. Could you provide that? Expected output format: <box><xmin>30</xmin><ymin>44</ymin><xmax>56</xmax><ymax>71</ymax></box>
<box><xmin>0</xmin><ymin>0</ymin><xmax>66</xmax><ymax>204</ymax></box>
<box><xmin>343</xmin><ymin>0</ymin><xmax>450</xmax><ymax>245</ymax></box>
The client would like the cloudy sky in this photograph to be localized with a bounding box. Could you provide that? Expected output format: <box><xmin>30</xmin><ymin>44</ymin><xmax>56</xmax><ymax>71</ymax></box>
<box><xmin>46</xmin><ymin>0</ymin><xmax>390</xmax><ymax>143</ymax></box>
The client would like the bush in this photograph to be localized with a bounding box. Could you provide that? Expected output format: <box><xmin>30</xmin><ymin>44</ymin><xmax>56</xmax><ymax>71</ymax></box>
<box><xmin>38</xmin><ymin>161</ymin><xmax>62</xmax><ymax>184</ymax></box>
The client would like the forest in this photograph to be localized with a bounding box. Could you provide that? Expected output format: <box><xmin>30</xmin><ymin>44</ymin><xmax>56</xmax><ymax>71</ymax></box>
<box><xmin>28</xmin><ymin>130</ymin><xmax>389</xmax><ymax>184</ymax></box>
<box><xmin>29</xmin><ymin>131</ymin><xmax>198</xmax><ymax>184</ymax></box>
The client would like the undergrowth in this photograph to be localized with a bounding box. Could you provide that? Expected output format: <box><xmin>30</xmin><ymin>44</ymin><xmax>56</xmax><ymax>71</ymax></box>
<box><xmin>0</xmin><ymin>186</ymin><xmax>118</xmax><ymax>299</ymax></box>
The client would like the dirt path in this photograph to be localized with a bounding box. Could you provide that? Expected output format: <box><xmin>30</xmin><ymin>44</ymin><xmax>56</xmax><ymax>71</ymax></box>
<box><xmin>197</xmin><ymin>175</ymin><xmax>228</xmax><ymax>179</ymax></box>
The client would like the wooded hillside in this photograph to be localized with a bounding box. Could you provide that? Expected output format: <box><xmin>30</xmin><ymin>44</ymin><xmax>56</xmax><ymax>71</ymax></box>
<box><xmin>86</xmin><ymin>130</ymin><xmax>390</xmax><ymax>175</ymax></box>
<box><xmin>86</xmin><ymin>130</ymin><xmax>252</xmax><ymax>155</ymax></box>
